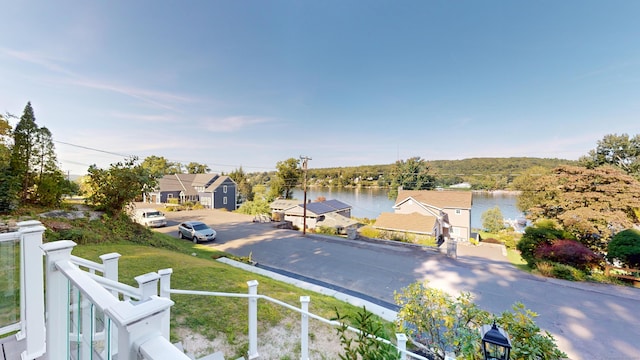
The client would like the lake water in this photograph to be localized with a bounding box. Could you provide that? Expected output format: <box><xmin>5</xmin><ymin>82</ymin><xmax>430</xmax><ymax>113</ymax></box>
<box><xmin>291</xmin><ymin>188</ymin><xmax>523</xmax><ymax>229</ymax></box>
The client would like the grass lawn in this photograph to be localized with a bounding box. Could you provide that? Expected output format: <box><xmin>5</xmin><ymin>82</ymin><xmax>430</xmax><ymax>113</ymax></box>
<box><xmin>71</xmin><ymin>234</ymin><xmax>394</xmax><ymax>358</ymax></box>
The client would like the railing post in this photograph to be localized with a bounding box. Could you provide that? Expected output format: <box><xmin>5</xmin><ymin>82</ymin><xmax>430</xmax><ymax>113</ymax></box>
<box><xmin>158</xmin><ymin>268</ymin><xmax>173</xmax><ymax>340</ymax></box>
<box><xmin>135</xmin><ymin>272</ymin><xmax>160</xmax><ymax>301</ymax></box>
<box><xmin>100</xmin><ymin>252</ymin><xmax>121</xmax><ymax>356</ymax></box>
<box><xmin>300</xmin><ymin>296</ymin><xmax>310</xmax><ymax>360</ymax></box>
<box><xmin>396</xmin><ymin>333</ymin><xmax>407</xmax><ymax>360</ymax></box>
<box><xmin>99</xmin><ymin>253</ymin><xmax>121</xmax><ymax>294</ymax></box>
<box><xmin>17</xmin><ymin>220</ymin><xmax>46</xmax><ymax>360</ymax></box>
<box><xmin>108</xmin><ymin>297</ymin><xmax>176</xmax><ymax>360</ymax></box>
<box><xmin>41</xmin><ymin>240</ymin><xmax>77</xmax><ymax>360</ymax></box>
<box><xmin>247</xmin><ymin>280</ymin><xmax>259</xmax><ymax>359</ymax></box>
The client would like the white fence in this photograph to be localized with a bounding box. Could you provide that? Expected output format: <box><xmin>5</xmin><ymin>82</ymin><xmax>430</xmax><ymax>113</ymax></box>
<box><xmin>5</xmin><ymin>221</ymin><xmax>427</xmax><ymax>359</ymax></box>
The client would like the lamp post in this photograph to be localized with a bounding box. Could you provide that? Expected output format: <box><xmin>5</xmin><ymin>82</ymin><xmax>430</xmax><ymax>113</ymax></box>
<box><xmin>481</xmin><ymin>322</ymin><xmax>511</xmax><ymax>360</ymax></box>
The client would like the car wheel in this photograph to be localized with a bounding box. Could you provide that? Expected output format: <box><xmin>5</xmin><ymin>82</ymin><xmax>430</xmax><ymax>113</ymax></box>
<box><xmin>178</xmin><ymin>231</ymin><xmax>184</xmax><ymax>239</ymax></box>
<box><xmin>192</xmin><ymin>235</ymin><xmax>198</xmax><ymax>244</ymax></box>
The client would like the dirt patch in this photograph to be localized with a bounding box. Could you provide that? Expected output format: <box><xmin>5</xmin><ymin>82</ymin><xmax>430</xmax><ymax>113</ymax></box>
<box><xmin>175</xmin><ymin>315</ymin><xmax>345</xmax><ymax>359</ymax></box>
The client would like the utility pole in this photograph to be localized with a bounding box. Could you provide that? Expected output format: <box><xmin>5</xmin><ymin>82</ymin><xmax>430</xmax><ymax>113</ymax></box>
<box><xmin>300</xmin><ymin>156</ymin><xmax>312</xmax><ymax>235</ymax></box>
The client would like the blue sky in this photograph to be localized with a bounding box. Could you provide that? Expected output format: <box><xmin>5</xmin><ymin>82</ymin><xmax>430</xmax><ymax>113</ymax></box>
<box><xmin>1</xmin><ymin>1</ymin><xmax>639</xmax><ymax>175</ymax></box>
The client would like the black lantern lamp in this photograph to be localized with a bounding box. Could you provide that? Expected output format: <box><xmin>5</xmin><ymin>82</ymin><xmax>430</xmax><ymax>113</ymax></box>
<box><xmin>481</xmin><ymin>322</ymin><xmax>512</xmax><ymax>360</ymax></box>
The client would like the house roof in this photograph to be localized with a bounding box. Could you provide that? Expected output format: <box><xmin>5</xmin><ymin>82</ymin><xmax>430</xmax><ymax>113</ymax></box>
<box><xmin>156</xmin><ymin>174</ymin><xmax>198</xmax><ymax>194</ymax></box>
<box><xmin>316</xmin><ymin>212</ymin><xmax>360</xmax><ymax>229</ymax></box>
<box><xmin>156</xmin><ymin>174</ymin><xmax>233</xmax><ymax>196</ymax></box>
<box><xmin>322</xmin><ymin>199</ymin><xmax>351</xmax><ymax>212</ymax></box>
<box><xmin>192</xmin><ymin>174</ymin><xmax>218</xmax><ymax>187</ymax></box>
<box><xmin>206</xmin><ymin>175</ymin><xmax>233</xmax><ymax>191</ymax></box>
<box><xmin>270</xmin><ymin>199</ymin><xmax>300</xmax><ymax>211</ymax></box>
<box><xmin>373</xmin><ymin>212</ymin><xmax>437</xmax><ymax>234</ymax></box>
<box><xmin>396</xmin><ymin>190</ymin><xmax>472</xmax><ymax>210</ymax></box>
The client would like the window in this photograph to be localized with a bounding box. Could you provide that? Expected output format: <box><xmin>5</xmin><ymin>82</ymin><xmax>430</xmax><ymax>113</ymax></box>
<box><xmin>223</xmin><ymin>197</ymin><xmax>228</xmax><ymax>205</ymax></box>
<box><xmin>223</xmin><ymin>185</ymin><xmax>228</xmax><ymax>193</ymax></box>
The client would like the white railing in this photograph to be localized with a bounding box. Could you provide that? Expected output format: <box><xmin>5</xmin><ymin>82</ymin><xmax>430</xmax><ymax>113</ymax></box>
<box><xmin>160</xmin><ymin>272</ymin><xmax>429</xmax><ymax>360</ymax></box>
<box><xmin>41</xmin><ymin>240</ymin><xmax>191</xmax><ymax>360</ymax></box>
<box><xmin>0</xmin><ymin>221</ymin><xmax>46</xmax><ymax>360</ymax></box>
<box><xmin>9</xmin><ymin>221</ymin><xmax>427</xmax><ymax>359</ymax></box>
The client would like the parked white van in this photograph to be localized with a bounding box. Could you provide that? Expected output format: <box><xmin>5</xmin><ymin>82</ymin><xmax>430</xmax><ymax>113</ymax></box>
<box><xmin>133</xmin><ymin>208</ymin><xmax>167</xmax><ymax>228</ymax></box>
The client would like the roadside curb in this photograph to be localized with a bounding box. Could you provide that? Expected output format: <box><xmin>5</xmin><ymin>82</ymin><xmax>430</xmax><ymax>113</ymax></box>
<box><xmin>216</xmin><ymin>257</ymin><xmax>399</xmax><ymax>322</ymax></box>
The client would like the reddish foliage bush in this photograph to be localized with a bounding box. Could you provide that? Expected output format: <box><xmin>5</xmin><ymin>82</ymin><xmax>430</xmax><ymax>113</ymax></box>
<box><xmin>535</xmin><ymin>239</ymin><xmax>601</xmax><ymax>270</ymax></box>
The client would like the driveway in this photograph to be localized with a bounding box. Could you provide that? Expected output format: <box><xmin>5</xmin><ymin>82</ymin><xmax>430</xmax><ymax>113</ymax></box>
<box><xmin>149</xmin><ymin>205</ymin><xmax>640</xmax><ymax>360</ymax></box>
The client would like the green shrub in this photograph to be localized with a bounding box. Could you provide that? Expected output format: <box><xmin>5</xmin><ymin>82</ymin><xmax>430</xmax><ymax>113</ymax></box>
<box><xmin>517</xmin><ymin>220</ymin><xmax>574</xmax><ymax>267</ymax></box>
<box><xmin>607</xmin><ymin>229</ymin><xmax>640</xmax><ymax>268</ymax></box>
<box><xmin>551</xmin><ymin>263</ymin><xmax>586</xmax><ymax>281</ymax></box>
<box><xmin>535</xmin><ymin>261</ymin><xmax>554</xmax><ymax>277</ymax></box>
<box><xmin>235</xmin><ymin>199</ymin><xmax>270</xmax><ymax>215</ymax></box>
<box><xmin>395</xmin><ymin>281</ymin><xmax>566</xmax><ymax>360</ymax></box>
<box><xmin>192</xmin><ymin>203</ymin><xmax>205</xmax><ymax>210</ymax></box>
<box><xmin>333</xmin><ymin>307</ymin><xmax>400</xmax><ymax>360</ymax></box>
<box><xmin>358</xmin><ymin>226</ymin><xmax>381</xmax><ymax>239</ymax></box>
<box><xmin>315</xmin><ymin>226</ymin><xmax>338</xmax><ymax>236</ymax></box>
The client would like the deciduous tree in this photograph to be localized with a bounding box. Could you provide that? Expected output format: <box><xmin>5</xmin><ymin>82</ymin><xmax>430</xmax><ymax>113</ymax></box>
<box><xmin>388</xmin><ymin>157</ymin><xmax>435</xmax><ymax>199</ymax></box>
<box><xmin>516</xmin><ymin>165</ymin><xmax>640</xmax><ymax>252</ymax></box>
<box><xmin>85</xmin><ymin>157</ymin><xmax>157</xmax><ymax>215</ymax></box>
<box><xmin>186</xmin><ymin>162</ymin><xmax>210</xmax><ymax>174</ymax></box>
<box><xmin>269</xmin><ymin>157</ymin><xmax>301</xmax><ymax>200</ymax></box>
<box><xmin>481</xmin><ymin>206</ymin><xmax>505</xmax><ymax>233</ymax></box>
<box><xmin>141</xmin><ymin>155</ymin><xmax>182</xmax><ymax>177</ymax></box>
<box><xmin>580</xmin><ymin>133</ymin><xmax>640</xmax><ymax>178</ymax></box>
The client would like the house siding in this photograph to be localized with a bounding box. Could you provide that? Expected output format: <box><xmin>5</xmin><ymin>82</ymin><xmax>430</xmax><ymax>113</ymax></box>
<box><xmin>212</xmin><ymin>179</ymin><xmax>236</xmax><ymax>211</ymax></box>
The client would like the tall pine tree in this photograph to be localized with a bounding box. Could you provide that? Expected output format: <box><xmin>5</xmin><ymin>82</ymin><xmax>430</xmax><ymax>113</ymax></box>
<box><xmin>9</xmin><ymin>102</ymin><xmax>62</xmax><ymax>205</ymax></box>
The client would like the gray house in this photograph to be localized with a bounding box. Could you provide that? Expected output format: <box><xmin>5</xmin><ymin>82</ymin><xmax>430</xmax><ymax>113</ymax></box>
<box><xmin>270</xmin><ymin>199</ymin><xmax>359</xmax><ymax>234</ymax></box>
<box><xmin>146</xmin><ymin>174</ymin><xmax>237</xmax><ymax>211</ymax></box>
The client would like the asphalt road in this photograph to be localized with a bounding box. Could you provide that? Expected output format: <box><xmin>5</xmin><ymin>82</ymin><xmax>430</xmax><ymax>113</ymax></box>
<box><xmin>151</xmin><ymin>206</ymin><xmax>640</xmax><ymax>360</ymax></box>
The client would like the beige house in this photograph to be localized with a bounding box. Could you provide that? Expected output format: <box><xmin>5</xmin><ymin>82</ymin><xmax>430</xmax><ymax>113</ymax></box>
<box><xmin>375</xmin><ymin>190</ymin><xmax>472</xmax><ymax>242</ymax></box>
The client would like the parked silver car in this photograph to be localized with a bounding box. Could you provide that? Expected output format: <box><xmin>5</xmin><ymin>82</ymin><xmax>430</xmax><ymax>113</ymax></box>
<box><xmin>177</xmin><ymin>221</ymin><xmax>217</xmax><ymax>243</ymax></box>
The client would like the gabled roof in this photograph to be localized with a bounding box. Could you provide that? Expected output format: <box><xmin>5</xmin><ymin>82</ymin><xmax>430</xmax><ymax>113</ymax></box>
<box><xmin>396</xmin><ymin>190</ymin><xmax>472</xmax><ymax>210</ymax></box>
<box><xmin>317</xmin><ymin>212</ymin><xmax>360</xmax><ymax>229</ymax></box>
<box><xmin>192</xmin><ymin>174</ymin><xmax>218</xmax><ymax>187</ymax></box>
<box><xmin>156</xmin><ymin>174</ymin><xmax>198</xmax><ymax>195</ymax></box>
<box><xmin>322</xmin><ymin>199</ymin><xmax>351</xmax><ymax>212</ymax></box>
<box><xmin>156</xmin><ymin>173</ymin><xmax>232</xmax><ymax>196</ymax></box>
<box><xmin>305</xmin><ymin>202</ymin><xmax>342</xmax><ymax>215</ymax></box>
<box><xmin>283</xmin><ymin>199</ymin><xmax>353</xmax><ymax>217</ymax></box>
<box><xmin>206</xmin><ymin>175</ymin><xmax>234</xmax><ymax>191</ymax></box>
<box><xmin>373</xmin><ymin>212</ymin><xmax>437</xmax><ymax>234</ymax></box>
<box><xmin>270</xmin><ymin>199</ymin><xmax>300</xmax><ymax>211</ymax></box>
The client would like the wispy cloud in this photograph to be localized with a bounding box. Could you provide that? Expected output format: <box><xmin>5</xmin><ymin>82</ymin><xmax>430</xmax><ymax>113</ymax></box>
<box><xmin>0</xmin><ymin>47</ymin><xmax>75</xmax><ymax>76</ymax></box>
<box><xmin>109</xmin><ymin>112</ymin><xmax>177</xmax><ymax>123</ymax></box>
<box><xmin>1</xmin><ymin>47</ymin><xmax>199</xmax><ymax>111</ymax></box>
<box><xmin>203</xmin><ymin>116</ymin><xmax>272</xmax><ymax>132</ymax></box>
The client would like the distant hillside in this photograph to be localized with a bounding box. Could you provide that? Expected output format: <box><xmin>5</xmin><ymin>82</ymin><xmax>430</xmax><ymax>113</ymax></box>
<box><xmin>303</xmin><ymin>157</ymin><xmax>576</xmax><ymax>190</ymax></box>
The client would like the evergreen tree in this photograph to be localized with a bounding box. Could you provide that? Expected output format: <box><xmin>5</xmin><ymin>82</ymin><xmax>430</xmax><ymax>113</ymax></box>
<box><xmin>9</xmin><ymin>102</ymin><xmax>40</xmax><ymax>203</ymax></box>
<box><xmin>229</xmin><ymin>166</ymin><xmax>254</xmax><ymax>202</ymax></box>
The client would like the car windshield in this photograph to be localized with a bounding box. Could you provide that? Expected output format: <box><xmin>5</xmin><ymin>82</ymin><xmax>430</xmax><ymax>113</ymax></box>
<box><xmin>147</xmin><ymin>211</ymin><xmax>162</xmax><ymax>217</ymax></box>
<box><xmin>192</xmin><ymin>223</ymin><xmax>209</xmax><ymax>231</ymax></box>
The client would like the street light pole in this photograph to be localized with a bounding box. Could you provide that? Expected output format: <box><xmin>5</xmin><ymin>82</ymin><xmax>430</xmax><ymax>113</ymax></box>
<box><xmin>300</xmin><ymin>156</ymin><xmax>311</xmax><ymax>235</ymax></box>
